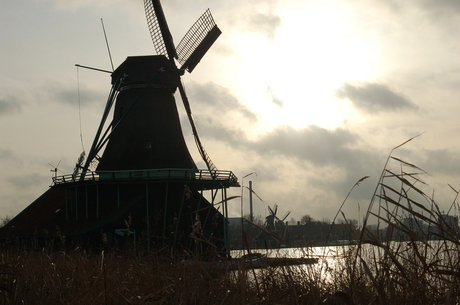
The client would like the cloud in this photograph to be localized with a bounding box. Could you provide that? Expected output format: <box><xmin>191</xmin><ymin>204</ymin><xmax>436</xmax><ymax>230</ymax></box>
<box><xmin>186</xmin><ymin>81</ymin><xmax>258</xmax><ymax>122</ymax></box>
<box><xmin>49</xmin><ymin>82</ymin><xmax>107</xmax><ymax>109</ymax></box>
<box><xmin>0</xmin><ymin>97</ymin><xmax>21</xmax><ymax>116</ymax></box>
<box><xmin>266</xmin><ymin>85</ymin><xmax>283</xmax><ymax>107</ymax></box>
<box><xmin>422</xmin><ymin>148</ymin><xmax>460</xmax><ymax>176</ymax></box>
<box><xmin>7</xmin><ymin>173</ymin><xmax>43</xmax><ymax>189</ymax></box>
<box><xmin>247</xmin><ymin>12</ymin><xmax>282</xmax><ymax>40</ymax></box>
<box><xmin>419</xmin><ymin>0</ymin><xmax>460</xmax><ymax>16</ymax></box>
<box><xmin>335</xmin><ymin>82</ymin><xmax>418</xmax><ymax>114</ymax></box>
<box><xmin>190</xmin><ymin>115</ymin><xmax>247</xmax><ymax>148</ymax></box>
<box><xmin>0</xmin><ymin>149</ymin><xmax>16</xmax><ymax>161</ymax></box>
<box><xmin>185</xmin><ymin>116</ymin><xmax>368</xmax><ymax>169</ymax></box>
<box><xmin>246</xmin><ymin>125</ymin><xmax>363</xmax><ymax>166</ymax></box>
<box><xmin>188</xmin><ymin>120</ymin><xmax>380</xmax><ymax>176</ymax></box>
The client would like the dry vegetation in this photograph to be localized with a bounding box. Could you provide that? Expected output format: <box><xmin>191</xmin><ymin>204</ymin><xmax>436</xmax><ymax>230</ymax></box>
<box><xmin>1</xmin><ymin>136</ymin><xmax>459</xmax><ymax>304</ymax></box>
<box><xmin>0</xmin><ymin>249</ymin><xmax>330</xmax><ymax>304</ymax></box>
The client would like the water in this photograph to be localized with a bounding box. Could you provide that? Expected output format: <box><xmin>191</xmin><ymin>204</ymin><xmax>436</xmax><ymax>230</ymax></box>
<box><xmin>231</xmin><ymin>240</ymin><xmax>460</xmax><ymax>285</ymax></box>
<box><xmin>230</xmin><ymin>245</ymin><xmax>357</xmax><ymax>283</ymax></box>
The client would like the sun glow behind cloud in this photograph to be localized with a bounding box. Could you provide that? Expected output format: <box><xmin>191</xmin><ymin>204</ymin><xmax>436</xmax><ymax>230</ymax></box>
<box><xmin>232</xmin><ymin>3</ymin><xmax>378</xmax><ymax>132</ymax></box>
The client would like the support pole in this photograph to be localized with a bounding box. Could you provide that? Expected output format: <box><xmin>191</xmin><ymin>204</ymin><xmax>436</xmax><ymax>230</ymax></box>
<box><xmin>203</xmin><ymin>188</ymin><xmax>218</xmax><ymax>229</ymax></box>
<box><xmin>65</xmin><ymin>188</ymin><xmax>68</xmax><ymax>221</ymax></box>
<box><xmin>85</xmin><ymin>185</ymin><xmax>88</xmax><ymax>220</ymax></box>
<box><xmin>172</xmin><ymin>185</ymin><xmax>188</xmax><ymax>254</ymax></box>
<box><xmin>96</xmin><ymin>184</ymin><xmax>99</xmax><ymax>218</ymax></box>
<box><xmin>249</xmin><ymin>181</ymin><xmax>253</xmax><ymax>223</ymax></box>
<box><xmin>187</xmin><ymin>184</ymin><xmax>204</xmax><ymax>250</ymax></box>
<box><xmin>162</xmin><ymin>182</ymin><xmax>169</xmax><ymax>247</ymax></box>
<box><xmin>75</xmin><ymin>186</ymin><xmax>78</xmax><ymax>220</ymax></box>
<box><xmin>146</xmin><ymin>183</ymin><xmax>150</xmax><ymax>254</ymax></box>
<box><xmin>117</xmin><ymin>184</ymin><xmax>120</xmax><ymax>208</ymax></box>
<box><xmin>223</xmin><ymin>187</ymin><xmax>230</xmax><ymax>255</ymax></box>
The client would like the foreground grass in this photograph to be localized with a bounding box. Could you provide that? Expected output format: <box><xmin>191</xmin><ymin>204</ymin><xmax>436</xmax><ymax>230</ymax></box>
<box><xmin>0</xmin><ymin>248</ymin><xmax>339</xmax><ymax>304</ymax></box>
<box><xmin>2</xmin><ymin>241</ymin><xmax>459</xmax><ymax>304</ymax></box>
<box><xmin>2</xmin><ymin>136</ymin><xmax>459</xmax><ymax>304</ymax></box>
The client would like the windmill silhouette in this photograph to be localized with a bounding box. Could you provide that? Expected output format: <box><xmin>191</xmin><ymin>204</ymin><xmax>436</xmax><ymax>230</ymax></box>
<box><xmin>264</xmin><ymin>204</ymin><xmax>291</xmax><ymax>232</ymax></box>
<box><xmin>255</xmin><ymin>204</ymin><xmax>291</xmax><ymax>246</ymax></box>
<box><xmin>0</xmin><ymin>1</ymin><xmax>238</xmax><ymax>257</ymax></box>
<box><xmin>79</xmin><ymin>1</ymin><xmax>221</xmax><ymax>176</ymax></box>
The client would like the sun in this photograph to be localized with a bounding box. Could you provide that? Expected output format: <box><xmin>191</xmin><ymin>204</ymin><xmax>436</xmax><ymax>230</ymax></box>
<box><xmin>233</xmin><ymin>2</ymin><xmax>378</xmax><ymax>131</ymax></box>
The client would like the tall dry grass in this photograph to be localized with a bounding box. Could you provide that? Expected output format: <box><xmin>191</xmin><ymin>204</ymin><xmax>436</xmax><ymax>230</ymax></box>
<box><xmin>329</xmin><ymin>135</ymin><xmax>460</xmax><ymax>304</ymax></box>
<box><xmin>1</xmin><ymin>136</ymin><xmax>459</xmax><ymax>304</ymax></box>
<box><xmin>0</xmin><ymin>248</ymin><xmax>336</xmax><ymax>304</ymax></box>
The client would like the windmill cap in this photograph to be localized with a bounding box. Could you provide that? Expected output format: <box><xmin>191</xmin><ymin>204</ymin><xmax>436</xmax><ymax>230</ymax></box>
<box><xmin>111</xmin><ymin>55</ymin><xmax>180</xmax><ymax>92</ymax></box>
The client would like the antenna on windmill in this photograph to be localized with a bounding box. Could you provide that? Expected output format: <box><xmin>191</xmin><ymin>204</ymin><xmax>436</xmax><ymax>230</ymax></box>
<box><xmin>48</xmin><ymin>160</ymin><xmax>65</xmax><ymax>186</ymax></box>
<box><xmin>143</xmin><ymin>0</ymin><xmax>221</xmax><ymax>177</ymax></box>
<box><xmin>100</xmin><ymin>18</ymin><xmax>115</xmax><ymax>72</ymax></box>
<box><xmin>48</xmin><ymin>160</ymin><xmax>62</xmax><ymax>179</ymax></box>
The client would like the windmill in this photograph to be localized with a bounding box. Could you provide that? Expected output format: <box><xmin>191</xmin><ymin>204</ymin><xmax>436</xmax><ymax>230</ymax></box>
<box><xmin>264</xmin><ymin>204</ymin><xmax>291</xmax><ymax>232</ymax></box>
<box><xmin>48</xmin><ymin>160</ymin><xmax>63</xmax><ymax>180</ymax></box>
<box><xmin>79</xmin><ymin>0</ymin><xmax>221</xmax><ymax>177</ymax></box>
<box><xmin>253</xmin><ymin>204</ymin><xmax>291</xmax><ymax>247</ymax></box>
<box><xmin>71</xmin><ymin>0</ymin><xmax>236</xmax><ymax>254</ymax></box>
<box><xmin>0</xmin><ymin>0</ymin><xmax>238</xmax><ymax>257</ymax></box>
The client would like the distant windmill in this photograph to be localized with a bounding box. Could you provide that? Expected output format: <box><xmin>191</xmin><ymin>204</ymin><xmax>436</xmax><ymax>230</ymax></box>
<box><xmin>48</xmin><ymin>160</ymin><xmax>63</xmax><ymax>179</ymax></box>
<box><xmin>264</xmin><ymin>204</ymin><xmax>291</xmax><ymax>232</ymax></box>
<box><xmin>254</xmin><ymin>204</ymin><xmax>291</xmax><ymax>246</ymax></box>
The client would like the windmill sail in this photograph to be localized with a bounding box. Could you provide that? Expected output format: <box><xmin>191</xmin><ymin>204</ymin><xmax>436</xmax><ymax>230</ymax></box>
<box><xmin>144</xmin><ymin>0</ymin><xmax>177</xmax><ymax>60</ymax></box>
<box><xmin>144</xmin><ymin>1</ymin><xmax>221</xmax><ymax>177</ymax></box>
<box><xmin>176</xmin><ymin>9</ymin><xmax>221</xmax><ymax>73</ymax></box>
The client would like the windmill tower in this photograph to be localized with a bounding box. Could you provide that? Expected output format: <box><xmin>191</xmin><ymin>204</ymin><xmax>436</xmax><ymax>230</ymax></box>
<box><xmin>0</xmin><ymin>0</ymin><xmax>238</xmax><ymax>257</ymax></box>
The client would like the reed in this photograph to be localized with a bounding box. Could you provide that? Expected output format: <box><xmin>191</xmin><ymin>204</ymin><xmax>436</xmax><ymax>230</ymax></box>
<box><xmin>1</xmin><ymin>137</ymin><xmax>459</xmax><ymax>304</ymax></box>
<box><xmin>328</xmin><ymin>135</ymin><xmax>460</xmax><ymax>304</ymax></box>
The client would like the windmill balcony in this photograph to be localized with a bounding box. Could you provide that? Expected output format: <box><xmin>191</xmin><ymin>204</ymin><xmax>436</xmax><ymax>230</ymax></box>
<box><xmin>52</xmin><ymin>168</ymin><xmax>239</xmax><ymax>187</ymax></box>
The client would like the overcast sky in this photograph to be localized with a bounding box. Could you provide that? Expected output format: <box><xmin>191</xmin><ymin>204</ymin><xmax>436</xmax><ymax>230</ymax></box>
<box><xmin>1</xmin><ymin>0</ymin><xmax>459</xmax><ymax>224</ymax></box>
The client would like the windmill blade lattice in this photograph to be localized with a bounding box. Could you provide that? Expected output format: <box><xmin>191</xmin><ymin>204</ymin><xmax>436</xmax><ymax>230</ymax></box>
<box><xmin>144</xmin><ymin>0</ymin><xmax>177</xmax><ymax>60</ymax></box>
<box><xmin>176</xmin><ymin>9</ymin><xmax>221</xmax><ymax>72</ymax></box>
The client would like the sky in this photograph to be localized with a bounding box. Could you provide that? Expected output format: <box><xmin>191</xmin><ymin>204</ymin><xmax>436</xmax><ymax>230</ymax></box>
<box><xmin>1</xmin><ymin>0</ymin><xmax>459</xmax><ymax>225</ymax></box>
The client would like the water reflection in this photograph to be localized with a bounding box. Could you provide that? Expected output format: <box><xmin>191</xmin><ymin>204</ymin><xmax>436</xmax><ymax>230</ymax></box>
<box><xmin>231</xmin><ymin>245</ymin><xmax>357</xmax><ymax>282</ymax></box>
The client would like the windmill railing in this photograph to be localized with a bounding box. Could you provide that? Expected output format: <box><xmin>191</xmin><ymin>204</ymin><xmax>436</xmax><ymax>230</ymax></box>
<box><xmin>52</xmin><ymin>168</ymin><xmax>238</xmax><ymax>186</ymax></box>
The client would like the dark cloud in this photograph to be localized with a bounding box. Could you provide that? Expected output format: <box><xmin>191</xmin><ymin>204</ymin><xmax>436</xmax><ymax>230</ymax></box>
<box><xmin>55</xmin><ymin>87</ymin><xmax>106</xmax><ymax>108</ymax></box>
<box><xmin>247</xmin><ymin>12</ymin><xmax>282</xmax><ymax>40</ymax></box>
<box><xmin>186</xmin><ymin>119</ymin><xmax>379</xmax><ymax>175</ymax></box>
<box><xmin>183</xmin><ymin>116</ymin><xmax>368</xmax><ymax>170</ymax></box>
<box><xmin>335</xmin><ymin>82</ymin><xmax>418</xmax><ymax>114</ymax></box>
<box><xmin>187</xmin><ymin>113</ymin><xmax>247</xmax><ymax>148</ymax></box>
<box><xmin>384</xmin><ymin>0</ymin><xmax>460</xmax><ymax>17</ymax></box>
<box><xmin>247</xmin><ymin>125</ymin><xmax>364</xmax><ymax>167</ymax></box>
<box><xmin>0</xmin><ymin>97</ymin><xmax>21</xmax><ymax>116</ymax></box>
<box><xmin>419</xmin><ymin>0</ymin><xmax>460</xmax><ymax>15</ymax></box>
<box><xmin>0</xmin><ymin>149</ymin><xmax>15</xmax><ymax>161</ymax></box>
<box><xmin>422</xmin><ymin>148</ymin><xmax>460</xmax><ymax>176</ymax></box>
<box><xmin>266</xmin><ymin>85</ymin><xmax>283</xmax><ymax>107</ymax></box>
<box><xmin>186</xmin><ymin>81</ymin><xmax>258</xmax><ymax>122</ymax></box>
<box><xmin>7</xmin><ymin>173</ymin><xmax>43</xmax><ymax>189</ymax></box>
